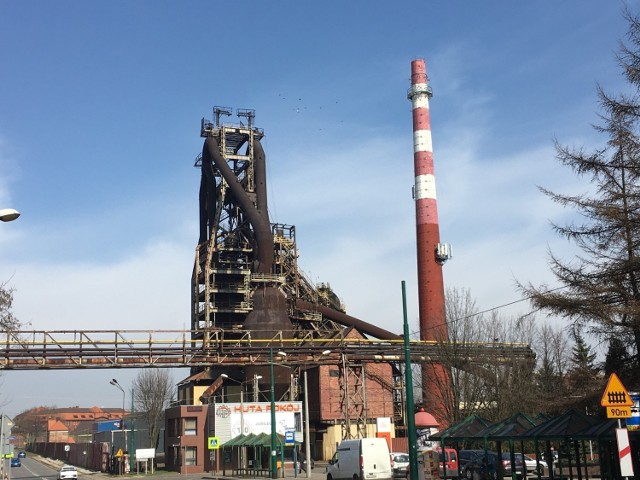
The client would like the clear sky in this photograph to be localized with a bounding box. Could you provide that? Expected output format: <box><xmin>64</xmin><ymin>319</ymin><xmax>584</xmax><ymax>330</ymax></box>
<box><xmin>0</xmin><ymin>1</ymin><xmax>631</xmax><ymax>418</ymax></box>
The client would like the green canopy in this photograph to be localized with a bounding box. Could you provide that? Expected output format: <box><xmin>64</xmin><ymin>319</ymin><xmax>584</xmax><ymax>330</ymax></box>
<box><xmin>221</xmin><ymin>432</ymin><xmax>285</xmax><ymax>448</ymax></box>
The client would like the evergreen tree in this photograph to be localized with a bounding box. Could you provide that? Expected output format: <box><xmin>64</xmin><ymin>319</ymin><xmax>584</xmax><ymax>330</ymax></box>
<box><xmin>520</xmin><ymin>9</ymin><xmax>640</xmax><ymax>379</ymax></box>
<box><xmin>604</xmin><ymin>335</ymin><xmax>634</xmax><ymax>387</ymax></box>
<box><xmin>570</xmin><ymin>327</ymin><xmax>598</xmax><ymax>373</ymax></box>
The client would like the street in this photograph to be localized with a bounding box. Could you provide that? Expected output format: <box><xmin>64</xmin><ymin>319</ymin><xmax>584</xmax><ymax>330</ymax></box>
<box><xmin>3</xmin><ymin>452</ymin><xmax>329</xmax><ymax>480</ymax></box>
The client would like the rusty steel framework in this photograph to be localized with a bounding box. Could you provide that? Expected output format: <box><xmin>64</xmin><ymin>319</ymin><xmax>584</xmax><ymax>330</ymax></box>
<box><xmin>0</xmin><ymin>108</ymin><xmax>538</xmax><ymax>444</ymax></box>
<box><xmin>0</xmin><ymin>329</ymin><xmax>534</xmax><ymax>370</ymax></box>
<box><xmin>340</xmin><ymin>356</ymin><xmax>367</xmax><ymax>439</ymax></box>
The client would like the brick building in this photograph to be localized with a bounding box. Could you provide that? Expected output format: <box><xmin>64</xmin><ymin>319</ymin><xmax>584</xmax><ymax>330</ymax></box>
<box><xmin>165</xmin><ymin>328</ymin><xmax>398</xmax><ymax>473</ymax></box>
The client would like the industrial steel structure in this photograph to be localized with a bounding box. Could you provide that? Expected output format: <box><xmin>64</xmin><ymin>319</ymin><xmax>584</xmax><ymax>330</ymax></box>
<box><xmin>0</xmin><ymin>60</ymin><xmax>538</xmax><ymax>468</ymax></box>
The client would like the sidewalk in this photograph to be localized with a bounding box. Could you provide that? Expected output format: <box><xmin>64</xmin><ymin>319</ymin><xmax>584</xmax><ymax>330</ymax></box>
<box><xmin>28</xmin><ymin>453</ymin><xmax>109</xmax><ymax>478</ymax></box>
<box><xmin>207</xmin><ymin>463</ymin><xmax>327</xmax><ymax>480</ymax></box>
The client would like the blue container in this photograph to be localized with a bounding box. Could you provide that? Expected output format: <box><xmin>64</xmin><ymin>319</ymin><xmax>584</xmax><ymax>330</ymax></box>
<box><xmin>627</xmin><ymin>392</ymin><xmax>640</xmax><ymax>431</ymax></box>
<box><xmin>93</xmin><ymin>419</ymin><xmax>123</xmax><ymax>433</ymax></box>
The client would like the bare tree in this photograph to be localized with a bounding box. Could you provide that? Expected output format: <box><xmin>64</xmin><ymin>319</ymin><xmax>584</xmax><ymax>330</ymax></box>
<box><xmin>428</xmin><ymin>288</ymin><xmax>538</xmax><ymax>424</ymax></box>
<box><xmin>0</xmin><ymin>281</ymin><xmax>19</xmax><ymax>331</ymax></box>
<box><xmin>531</xmin><ymin>323</ymin><xmax>570</xmax><ymax>414</ymax></box>
<box><xmin>132</xmin><ymin>369</ymin><xmax>174</xmax><ymax>449</ymax></box>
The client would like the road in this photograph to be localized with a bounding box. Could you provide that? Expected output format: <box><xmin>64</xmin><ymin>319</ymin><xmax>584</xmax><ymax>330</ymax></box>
<box><xmin>3</xmin><ymin>454</ymin><xmax>60</xmax><ymax>480</ymax></box>
<box><xmin>0</xmin><ymin>452</ymin><xmax>330</xmax><ymax>480</ymax></box>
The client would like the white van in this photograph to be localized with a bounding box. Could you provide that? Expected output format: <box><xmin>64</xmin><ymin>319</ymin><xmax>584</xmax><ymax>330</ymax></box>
<box><xmin>326</xmin><ymin>438</ymin><xmax>392</xmax><ymax>480</ymax></box>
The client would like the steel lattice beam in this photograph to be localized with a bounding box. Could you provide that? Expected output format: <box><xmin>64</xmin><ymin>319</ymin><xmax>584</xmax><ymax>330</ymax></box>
<box><xmin>0</xmin><ymin>329</ymin><xmax>534</xmax><ymax>370</ymax></box>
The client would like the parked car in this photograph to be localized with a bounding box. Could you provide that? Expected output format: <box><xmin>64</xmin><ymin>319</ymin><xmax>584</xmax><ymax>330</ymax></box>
<box><xmin>521</xmin><ymin>454</ymin><xmax>546</xmax><ymax>475</ymax></box>
<box><xmin>326</xmin><ymin>438</ymin><xmax>392</xmax><ymax>480</ymax></box>
<box><xmin>499</xmin><ymin>452</ymin><xmax>525</xmax><ymax>479</ymax></box>
<box><xmin>390</xmin><ymin>452</ymin><xmax>409</xmax><ymax>478</ymax></box>
<box><xmin>10</xmin><ymin>458</ymin><xmax>21</xmax><ymax>468</ymax></box>
<box><xmin>17</xmin><ymin>451</ymin><xmax>26</xmax><ymax>458</ymax></box>
<box><xmin>434</xmin><ymin>447</ymin><xmax>458</xmax><ymax>478</ymax></box>
<box><xmin>57</xmin><ymin>465</ymin><xmax>78</xmax><ymax>480</ymax></box>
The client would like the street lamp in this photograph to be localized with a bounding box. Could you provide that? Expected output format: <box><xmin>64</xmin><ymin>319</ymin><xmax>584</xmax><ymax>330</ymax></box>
<box><xmin>110</xmin><ymin>379</ymin><xmax>127</xmax><ymax>472</ymax></box>
<box><xmin>270</xmin><ymin>349</ymin><xmax>286</xmax><ymax>479</ymax></box>
<box><xmin>0</xmin><ymin>209</ymin><xmax>19</xmax><ymax>223</ymax></box>
<box><xmin>401</xmin><ymin>281</ymin><xmax>418</xmax><ymax>480</ymax></box>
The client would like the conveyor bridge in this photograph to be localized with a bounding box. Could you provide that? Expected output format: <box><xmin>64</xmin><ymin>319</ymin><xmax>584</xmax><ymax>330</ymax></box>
<box><xmin>0</xmin><ymin>328</ymin><xmax>534</xmax><ymax>370</ymax></box>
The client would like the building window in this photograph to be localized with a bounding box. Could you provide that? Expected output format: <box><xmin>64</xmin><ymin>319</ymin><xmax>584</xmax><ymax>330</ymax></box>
<box><xmin>184</xmin><ymin>418</ymin><xmax>197</xmax><ymax>436</ymax></box>
<box><xmin>185</xmin><ymin>446</ymin><xmax>197</xmax><ymax>466</ymax></box>
<box><xmin>167</xmin><ymin>418</ymin><xmax>180</xmax><ymax>437</ymax></box>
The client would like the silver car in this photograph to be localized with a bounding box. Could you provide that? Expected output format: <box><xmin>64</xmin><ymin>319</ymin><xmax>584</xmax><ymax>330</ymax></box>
<box><xmin>391</xmin><ymin>452</ymin><xmax>409</xmax><ymax>478</ymax></box>
<box><xmin>57</xmin><ymin>465</ymin><xmax>78</xmax><ymax>480</ymax></box>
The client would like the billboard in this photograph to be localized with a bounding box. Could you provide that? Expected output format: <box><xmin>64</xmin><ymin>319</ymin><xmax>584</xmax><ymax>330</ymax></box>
<box><xmin>213</xmin><ymin>401</ymin><xmax>302</xmax><ymax>443</ymax></box>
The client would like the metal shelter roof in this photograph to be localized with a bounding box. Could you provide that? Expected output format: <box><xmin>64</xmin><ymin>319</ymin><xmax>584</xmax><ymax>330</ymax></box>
<box><xmin>221</xmin><ymin>432</ymin><xmax>285</xmax><ymax>448</ymax></box>
<box><xmin>431</xmin><ymin>409</ymin><xmax>622</xmax><ymax>445</ymax></box>
<box><xmin>571</xmin><ymin>418</ymin><xmax>620</xmax><ymax>440</ymax></box>
<box><xmin>519</xmin><ymin>409</ymin><xmax>599</xmax><ymax>440</ymax></box>
<box><xmin>475</xmin><ymin>412</ymin><xmax>540</xmax><ymax>441</ymax></box>
<box><xmin>429</xmin><ymin>414</ymin><xmax>494</xmax><ymax>442</ymax></box>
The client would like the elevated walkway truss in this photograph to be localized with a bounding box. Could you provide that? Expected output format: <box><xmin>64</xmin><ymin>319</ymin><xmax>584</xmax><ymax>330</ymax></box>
<box><xmin>0</xmin><ymin>328</ymin><xmax>534</xmax><ymax>370</ymax></box>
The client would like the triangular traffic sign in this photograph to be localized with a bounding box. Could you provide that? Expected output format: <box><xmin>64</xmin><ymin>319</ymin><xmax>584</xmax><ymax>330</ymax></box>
<box><xmin>601</xmin><ymin>373</ymin><xmax>633</xmax><ymax>407</ymax></box>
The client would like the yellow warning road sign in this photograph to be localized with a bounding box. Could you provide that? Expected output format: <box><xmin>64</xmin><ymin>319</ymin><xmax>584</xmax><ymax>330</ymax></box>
<box><xmin>601</xmin><ymin>373</ymin><xmax>633</xmax><ymax>407</ymax></box>
<box><xmin>607</xmin><ymin>406</ymin><xmax>632</xmax><ymax>418</ymax></box>
<box><xmin>115</xmin><ymin>448</ymin><xmax>124</xmax><ymax>457</ymax></box>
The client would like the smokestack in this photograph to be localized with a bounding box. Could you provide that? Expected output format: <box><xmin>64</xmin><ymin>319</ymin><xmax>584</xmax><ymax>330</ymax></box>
<box><xmin>407</xmin><ymin>59</ymin><xmax>450</xmax><ymax>422</ymax></box>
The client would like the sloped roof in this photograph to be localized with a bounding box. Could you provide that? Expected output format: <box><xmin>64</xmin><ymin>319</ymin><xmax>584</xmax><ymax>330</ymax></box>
<box><xmin>430</xmin><ymin>414</ymin><xmax>494</xmax><ymax>442</ymax></box>
<box><xmin>520</xmin><ymin>409</ymin><xmax>598</xmax><ymax>440</ymax></box>
<box><xmin>47</xmin><ymin>419</ymin><xmax>68</xmax><ymax>432</ymax></box>
<box><xmin>222</xmin><ymin>432</ymin><xmax>285</xmax><ymax>448</ymax></box>
<box><xmin>571</xmin><ymin>418</ymin><xmax>619</xmax><ymax>440</ymax></box>
<box><xmin>475</xmin><ymin>412</ymin><xmax>539</xmax><ymax>440</ymax></box>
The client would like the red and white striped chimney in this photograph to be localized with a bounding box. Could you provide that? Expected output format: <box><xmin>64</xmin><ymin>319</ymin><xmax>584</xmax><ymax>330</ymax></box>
<box><xmin>407</xmin><ymin>58</ymin><xmax>450</xmax><ymax>421</ymax></box>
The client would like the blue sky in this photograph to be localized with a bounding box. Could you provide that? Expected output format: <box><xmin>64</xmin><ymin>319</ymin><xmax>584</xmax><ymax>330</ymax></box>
<box><xmin>0</xmin><ymin>1</ymin><xmax>631</xmax><ymax>418</ymax></box>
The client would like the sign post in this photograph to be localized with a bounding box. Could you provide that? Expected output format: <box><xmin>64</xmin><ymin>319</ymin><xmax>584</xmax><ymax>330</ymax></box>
<box><xmin>601</xmin><ymin>373</ymin><xmax>635</xmax><ymax>479</ymax></box>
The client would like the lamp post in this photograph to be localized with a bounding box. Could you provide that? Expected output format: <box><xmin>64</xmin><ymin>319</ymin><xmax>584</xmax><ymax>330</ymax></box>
<box><xmin>402</xmin><ymin>281</ymin><xmax>418</xmax><ymax>480</ymax></box>
<box><xmin>269</xmin><ymin>349</ymin><xmax>286</xmax><ymax>479</ymax></box>
<box><xmin>0</xmin><ymin>209</ymin><xmax>19</xmax><ymax>223</ymax></box>
<box><xmin>110</xmin><ymin>379</ymin><xmax>127</xmax><ymax>473</ymax></box>
<box><xmin>270</xmin><ymin>348</ymin><xmax>277</xmax><ymax>479</ymax></box>
<box><xmin>0</xmin><ymin>413</ymin><xmax>5</xmax><ymax>480</ymax></box>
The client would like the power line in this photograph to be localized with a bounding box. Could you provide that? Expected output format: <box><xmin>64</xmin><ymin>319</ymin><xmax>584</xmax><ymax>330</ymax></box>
<box><xmin>415</xmin><ymin>285</ymin><xmax>569</xmax><ymax>336</ymax></box>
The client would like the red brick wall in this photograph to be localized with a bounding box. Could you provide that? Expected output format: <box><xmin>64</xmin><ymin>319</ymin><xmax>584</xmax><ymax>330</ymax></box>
<box><xmin>317</xmin><ymin>361</ymin><xmax>394</xmax><ymax>421</ymax></box>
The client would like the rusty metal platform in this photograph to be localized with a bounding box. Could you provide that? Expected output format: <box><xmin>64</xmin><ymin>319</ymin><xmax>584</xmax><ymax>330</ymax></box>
<box><xmin>0</xmin><ymin>328</ymin><xmax>533</xmax><ymax>369</ymax></box>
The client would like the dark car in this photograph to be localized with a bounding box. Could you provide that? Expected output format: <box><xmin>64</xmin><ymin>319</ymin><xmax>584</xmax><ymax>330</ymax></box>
<box><xmin>500</xmin><ymin>452</ymin><xmax>525</xmax><ymax>479</ymax></box>
<box><xmin>458</xmin><ymin>450</ymin><xmax>499</xmax><ymax>480</ymax></box>
<box><xmin>18</xmin><ymin>451</ymin><xmax>26</xmax><ymax>458</ymax></box>
<box><xmin>10</xmin><ymin>458</ymin><xmax>21</xmax><ymax>468</ymax></box>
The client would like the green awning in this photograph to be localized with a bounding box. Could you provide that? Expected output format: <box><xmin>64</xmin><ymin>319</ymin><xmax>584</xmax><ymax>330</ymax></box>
<box><xmin>222</xmin><ymin>432</ymin><xmax>285</xmax><ymax>448</ymax></box>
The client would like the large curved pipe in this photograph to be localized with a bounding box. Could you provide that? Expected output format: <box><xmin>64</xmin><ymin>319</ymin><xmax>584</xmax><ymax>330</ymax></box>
<box><xmin>198</xmin><ymin>172</ymin><xmax>209</xmax><ymax>244</ymax></box>
<box><xmin>203</xmin><ymin>136</ymin><xmax>274</xmax><ymax>273</ymax></box>
<box><xmin>296</xmin><ymin>300</ymin><xmax>400</xmax><ymax>341</ymax></box>
<box><xmin>253</xmin><ymin>138</ymin><xmax>268</xmax><ymax>218</ymax></box>
<box><xmin>199</xmin><ymin>153</ymin><xmax>218</xmax><ymax>244</ymax></box>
